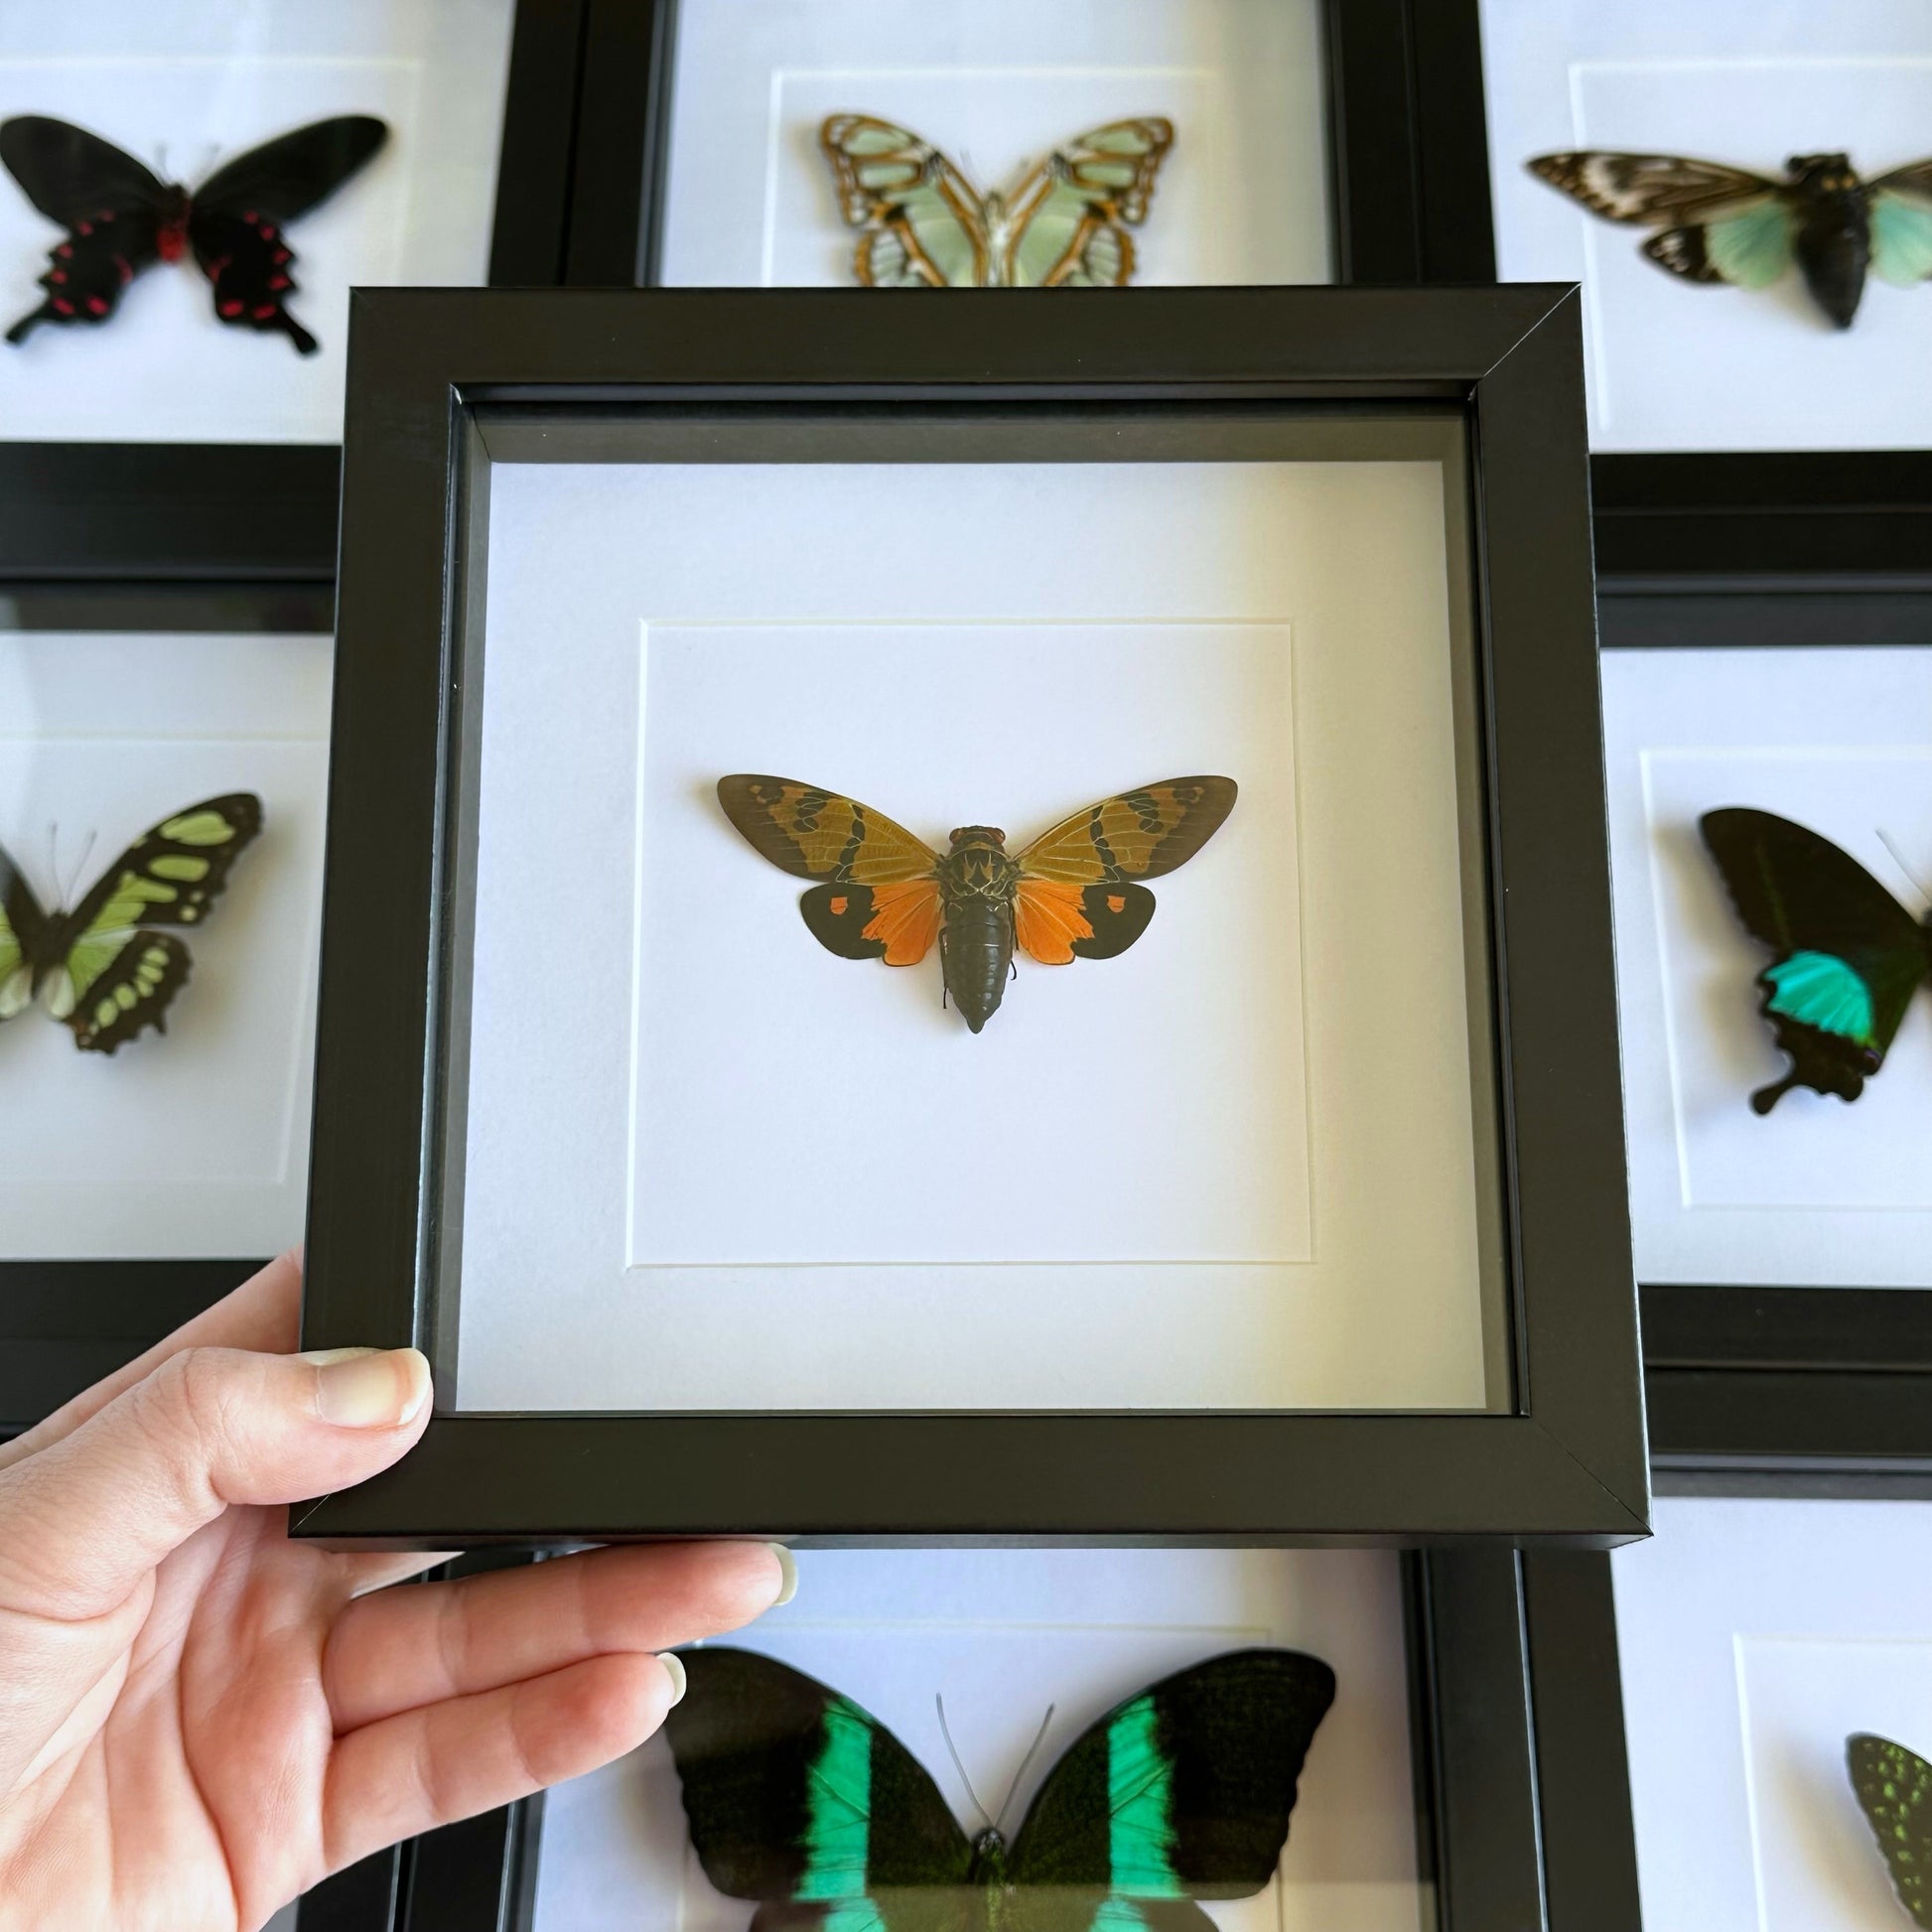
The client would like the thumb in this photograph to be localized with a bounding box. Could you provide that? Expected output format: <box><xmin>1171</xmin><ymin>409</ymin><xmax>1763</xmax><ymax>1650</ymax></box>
<box><xmin>0</xmin><ymin>1342</ymin><xmax>430</xmax><ymax>1623</ymax></box>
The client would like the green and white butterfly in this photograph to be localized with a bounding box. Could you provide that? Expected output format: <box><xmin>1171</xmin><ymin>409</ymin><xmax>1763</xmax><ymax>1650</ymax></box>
<box><xmin>663</xmin><ymin>1645</ymin><xmax>1334</xmax><ymax>1932</ymax></box>
<box><xmin>819</xmin><ymin>114</ymin><xmax>1173</xmax><ymax>288</ymax></box>
<box><xmin>0</xmin><ymin>792</ymin><xmax>262</xmax><ymax>1053</ymax></box>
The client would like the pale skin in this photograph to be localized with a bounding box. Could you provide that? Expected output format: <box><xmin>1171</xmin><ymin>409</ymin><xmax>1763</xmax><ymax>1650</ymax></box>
<box><xmin>0</xmin><ymin>1253</ymin><xmax>792</xmax><ymax>1931</ymax></box>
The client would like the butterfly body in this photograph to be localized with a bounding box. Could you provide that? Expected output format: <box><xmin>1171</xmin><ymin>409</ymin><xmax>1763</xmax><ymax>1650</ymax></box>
<box><xmin>819</xmin><ymin>115</ymin><xmax>1174</xmax><ymax>289</ymax></box>
<box><xmin>1527</xmin><ymin>147</ymin><xmax>1932</xmax><ymax>329</ymax></box>
<box><xmin>717</xmin><ymin>775</ymin><xmax>1235</xmax><ymax>1034</ymax></box>
<box><xmin>0</xmin><ymin>794</ymin><xmax>261</xmax><ymax>1054</ymax></box>
<box><xmin>1</xmin><ymin>113</ymin><xmax>387</xmax><ymax>353</ymax></box>
<box><xmin>1700</xmin><ymin>806</ymin><xmax>1932</xmax><ymax>1112</ymax></box>
<box><xmin>663</xmin><ymin>1646</ymin><xmax>1336</xmax><ymax>1932</ymax></box>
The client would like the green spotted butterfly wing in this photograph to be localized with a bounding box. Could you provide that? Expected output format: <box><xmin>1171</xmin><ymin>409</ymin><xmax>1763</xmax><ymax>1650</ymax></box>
<box><xmin>664</xmin><ymin>1648</ymin><xmax>1334</xmax><ymax>1932</ymax></box>
<box><xmin>1699</xmin><ymin>807</ymin><xmax>1932</xmax><ymax>1114</ymax></box>
<box><xmin>819</xmin><ymin>115</ymin><xmax>1173</xmax><ymax>289</ymax></box>
<box><xmin>0</xmin><ymin>792</ymin><xmax>262</xmax><ymax>1053</ymax></box>
<box><xmin>1849</xmin><ymin>1732</ymin><xmax>1932</xmax><ymax>1927</ymax></box>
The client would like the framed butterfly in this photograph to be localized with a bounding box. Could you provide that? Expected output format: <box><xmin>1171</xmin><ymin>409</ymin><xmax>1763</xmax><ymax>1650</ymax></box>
<box><xmin>1849</xmin><ymin>1732</ymin><xmax>1932</xmax><ymax>1926</ymax></box>
<box><xmin>819</xmin><ymin>114</ymin><xmax>1173</xmax><ymax>288</ymax></box>
<box><xmin>662</xmin><ymin>1646</ymin><xmax>1336</xmax><ymax>1932</ymax></box>
<box><xmin>1</xmin><ymin>113</ymin><xmax>388</xmax><ymax>354</ymax></box>
<box><xmin>1527</xmin><ymin>149</ymin><xmax>1932</xmax><ymax>329</ymax></box>
<box><xmin>1700</xmin><ymin>807</ymin><xmax>1932</xmax><ymax>1114</ymax></box>
<box><xmin>717</xmin><ymin>774</ymin><xmax>1236</xmax><ymax>1033</ymax></box>
<box><xmin>0</xmin><ymin>793</ymin><xmax>262</xmax><ymax>1054</ymax></box>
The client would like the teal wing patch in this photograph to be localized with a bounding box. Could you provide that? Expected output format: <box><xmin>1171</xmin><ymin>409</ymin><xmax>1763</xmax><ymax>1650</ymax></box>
<box><xmin>1869</xmin><ymin>176</ymin><xmax>1932</xmax><ymax>286</ymax></box>
<box><xmin>1761</xmin><ymin>950</ymin><xmax>1876</xmax><ymax>1045</ymax></box>
<box><xmin>1701</xmin><ymin>199</ymin><xmax>1796</xmax><ymax>287</ymax></box>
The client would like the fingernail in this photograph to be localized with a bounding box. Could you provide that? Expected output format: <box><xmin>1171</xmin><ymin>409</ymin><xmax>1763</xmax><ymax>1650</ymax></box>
<box><xmin>657</xmin><ymin>1651</ymin><xmax>688</xmax><ymax>1705</ymax></box>
<box><xmin>304</xmin><ymin>1347</ymin><xmax>432</xmax><ymax>1428</ymax></box>
<box><xmin>768</xmin><ymin>1543</ymin><xmax>799</xmax><ymax>1606</ymax></box>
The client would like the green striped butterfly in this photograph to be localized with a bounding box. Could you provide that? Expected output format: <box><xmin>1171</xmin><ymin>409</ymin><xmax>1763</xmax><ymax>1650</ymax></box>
<box><xmin>0</xmin><ymin>792</ymin><xmax>262</xmax><ymax>1053</ymax></box>
<box><xmin>1850</xmin><ymin>1732</ymin><xmax>1932</xmax><ymax>1926</ymax></box>
<box><xmin>1701</xmin><ymin>807</ymin><xmax>1932</xmax><ymax>1114</ymax></box>
<box><xmin>820</xmin><ymin>115</ymin><xmax>1173</xmax><ymax>288</ymax></box>
<box><xmin>1527</xmin><ymin>150</ymin><xmax>1932</xmax><ymax>330</ymax></box>
<box><xmin>662</xmin><ymin>1646</ymin><xmax>1335</xmax><ymax>1932</ymax></box>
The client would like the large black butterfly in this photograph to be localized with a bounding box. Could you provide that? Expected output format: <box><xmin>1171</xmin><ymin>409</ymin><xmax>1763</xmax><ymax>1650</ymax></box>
<box><xmin>0</xmin><ymin>113</ymin><xmax>387</xmax><ymax>354</ymax></box>
<box><xmin>662</xmin><ymin>1646</ymin><xmax>1335</xmax><ymax>1932</ymax></box>
<box><xmin>0</xmin><ymin>794</ymin><xmax>262</xmax><ymax>1053</ymax></box>
<box><xmin>1528</xmin><ymin>149</ymin><xmax>1932</xmax><ymax>329</ymax></box>
<box><xmin>1701</xmin><ymin>807</ymin><xmax>1932</xmax><ymax>1113</ymax></box>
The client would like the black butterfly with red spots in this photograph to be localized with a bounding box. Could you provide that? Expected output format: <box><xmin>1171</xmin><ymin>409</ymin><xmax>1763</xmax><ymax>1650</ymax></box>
<box><xmin>0</xmin><ymin>113</ymin><xmax>386</xmax><ymax>356</ymax></box>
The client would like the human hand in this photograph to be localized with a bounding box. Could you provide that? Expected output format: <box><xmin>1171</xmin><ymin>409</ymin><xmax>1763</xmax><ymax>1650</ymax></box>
<box><xmin>0</xmin><ymin>1254</ymin><xmax>792</xmax><ymax>1931</ymax></box>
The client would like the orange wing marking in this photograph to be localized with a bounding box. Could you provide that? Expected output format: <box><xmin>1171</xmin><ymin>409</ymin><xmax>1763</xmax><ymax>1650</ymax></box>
<box><xmin>1014</xmin><ymin>878</ymin><xmax>1094</xmax><ymax>965</ymax></box>
<box><xmin>864</xmin><ymin>879</ymin><xmax>943</xmax><ymax>964</ymax></box>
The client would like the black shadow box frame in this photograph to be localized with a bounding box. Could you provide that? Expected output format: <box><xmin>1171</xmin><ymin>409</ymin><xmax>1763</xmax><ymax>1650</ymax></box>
<box><xmin>1592</xmin><ymin>472</ymin><xmax>1932</xmax><ymax>1482</ymax></box>
<box><xmin>562</xmin><ymin>0</ymin><xmax>1495</xmax><ymax>288</ymax></box>
<box><xmin>0</xmin><ymin>579</ymin><xmax>333</xmax><ymax>1435</ymax></box>
<box><xmin>294</xmin><ymin>1550</ymin><xmax>1640</xmax><ymax>1932</ymax></box>
<box><xmin>292</xmin><ymin>281</ymin><xmax>1642</xmax><ymax>1548</ymax></box>
<box><xmin>0</xmin><ymin>0</ymin><xmax>587</xmax><ymax>585</ymax></box>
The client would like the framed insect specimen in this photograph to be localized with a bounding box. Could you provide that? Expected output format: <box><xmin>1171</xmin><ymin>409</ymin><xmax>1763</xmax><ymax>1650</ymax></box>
<box><xmin>375</xmin><ymin>1548</ymin><xmax>1637</xmax><ymax>1932</ymax></box>
<box><xmin>291</xmin><ymin>280</ymin><xmax>1637</xmax><ymax>1547</ymax></box>
<box><xmin>561</xmin><ymin>0</ymin><xmax>1494</xmax><ymax>288</ymax></box>
<box><xmin>0</xmin><ymin>581</ymin><xmax>331</xmax><ymax>1436</ymax></box>
<box><xmin>0</xmin><ymin>0</ymin><xmax>584</xmax><ymax>582</ymax></box>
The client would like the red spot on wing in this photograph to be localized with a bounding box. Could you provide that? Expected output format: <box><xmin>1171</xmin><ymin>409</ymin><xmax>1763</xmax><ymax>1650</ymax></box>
<box><xmin>1106</xmin><ymin>895</ymin><xmax>1126</xmax><ymax>913</ymax></box>
<box><xmin>829</xmin><ymin>895</ymin><xmax>849</xmax><ymax>916</ymax></box>
<box><xmin>51</xmin><ymin>296</ymin><xmax>73</xmax><ymax>315</ymax></box>
<box><xmin>84</xmin><ymin>295</ymin><xmax>107</xmax><ymax>315</ymax></box>
<box><xmin>251</xmin><ymin>304</ymin><xmax>277</xmax><ymax>320</ymax></box>
<box><xmin>218</xmin><ymin>299</ymin><xmax>243</xmax><ymax>317</ymax></box>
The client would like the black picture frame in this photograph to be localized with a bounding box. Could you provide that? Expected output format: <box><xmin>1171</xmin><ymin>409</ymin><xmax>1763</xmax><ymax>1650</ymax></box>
<box><xmin>0</xmin><ymin>0</ymin><xmax>587</xmax><ymax>585</ymax></box>
<box><xmin>294</xmin><ymin>1549</ymin><xmax>1638</xmax><ymax>1932</ymax></box>
<box><xmin>1593</xmin><ymin>481</ymin><xmax>1932</xmax><ymax>1480</ymax></box>
<box><xmin>560</xmin><ymin>0</ymin><xmax>1494</xmax><ymax>288</ymax></box>
<box><xmin>0</xmin><ymin>580</ymin><xmax>333</xmax><ymax>1434</ymax></box>
<box><xmin>292</xmin><ymin>280</ymin><xmax>1641</xmax><ymax>1547</ymax></box>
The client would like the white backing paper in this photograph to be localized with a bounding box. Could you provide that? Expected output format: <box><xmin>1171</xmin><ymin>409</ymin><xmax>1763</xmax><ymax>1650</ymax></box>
<box><xmin>531</xmin><ymin>1547</ymin><xmax>1417</xmax><ymax>1932</ymax></box>
<box><xmin>657</xmin><ymin>0</ymin><xmax>1330</xmax><ymax>287</ymax></box>
<box><xmin>1601</xmin><ymin>647</ymin><xmax>1932</xmax><ymax>1286</ymax></box>
<box><xmin>455</xmin><ymin>457</ymin><xmax>1489</xmax><ymax>1414</ymax></box>
<box><xmin>0</xmin><ymin>0</ymin><xmax>516</xmax><ymax>444</ymax></box>
<box><xmin>1615</xmin><ymin>1496</ymin><xmax>1932</xmax><ymax>1931</ymax></box>
<box><xmin>1481</xmin><ymin>0</ymin><xmax>1932</xmax><ymax>451</ymax></box>
<box><xmin>0</xmin><ymin>632</ymin><xmax>330</xmax><ymax>1258</ymax></box>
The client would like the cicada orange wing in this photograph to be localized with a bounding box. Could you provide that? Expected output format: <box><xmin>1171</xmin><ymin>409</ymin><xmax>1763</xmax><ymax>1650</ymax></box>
<box><xmin>1013</xmin><ymin>776</ymin><xmax>1236</xmax><ymax>964</ymax></box>
<box><xmin>716</xmin><ymin>775</ymin><xmax>943</xmax><ymax>965</ymax></box>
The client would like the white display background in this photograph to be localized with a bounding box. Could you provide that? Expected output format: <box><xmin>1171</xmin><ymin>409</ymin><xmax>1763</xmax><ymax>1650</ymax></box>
<box><xmin>1481</xmin><ymin>0</ymin><xmax>1932</xmax><ymax>451</ymax></box>
<box><xmin>456</xmin><ymin>457</ymin><xmax>1488</xmax><ymax>1413</ymax></box>
<box><xmin>1615</xmin><ymin>1496</ymin><xmax>1932</xmax><ymax>1931</ymax></box>
<box><xmin>1601</xmin><ymin>647</ymin><xmax>1932</xmax><ymax>1287</ymax></box>
<box><xmin>0</xmin><ymin>632</ymin><xmax>330</xmax><ymax>1258</ymax></box>
<box><xmin>658</xmin><ymin>0</ymin><xmax>1330</xmax><ymax>287</ymax></box>
<box><xmin>0</xmin><ymin>0</ymin><xmax>516</xmax><ymax>444</ymax></box>
<box><xmin>531</xmin><ymin>1547</ymin><xmax>1417</xmax><ymax>1932</ymax></box>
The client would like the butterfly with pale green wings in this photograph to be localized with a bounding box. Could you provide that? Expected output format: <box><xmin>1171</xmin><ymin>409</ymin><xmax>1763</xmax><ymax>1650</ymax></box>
<box><xmin>1528</xmin><ymin>149</ymin><xmax>1932</xmax><ymax>329</ymax></box>
<box><xmin>0</xmin><ymin>793</ymin><xmax>262</xmax><ymax>1053</ymax></box>
<box><xmin>663</xmin><ymin>1646</ymin><xmax>1335</xmax><ymax>1932</ymax></box>
<box><xmin>1850</xmin><ymin>1732</ymin><xmax>1932</xmax><ymax>1925</ymax></box>
<box><xmin>820</xmin><ymin>114</ymin><xmax>1173</xmax><ymax>288</ymax></box>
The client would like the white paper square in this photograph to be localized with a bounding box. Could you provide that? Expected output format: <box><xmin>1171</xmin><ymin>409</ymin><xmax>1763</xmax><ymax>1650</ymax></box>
<box><xmin>658</xmin><ymin>0</ymin><xmax>1330</xmax><ymax>287</ymax></box>
<box><xmin>0</xmin><ymin>631</ymin><xmax>330</xmax><ymax>1258</ymax></box>
<box><xmin>531</xmin><ymin>1548</ymin><xmax>1418</xmax><ymax>1932</ymax></box>
<box><xmin>1481</xmin><ymin>0</ymin><xmax>1932</xmax><ymax>450</ymax></box>
<box><xmin>454</xmin><ymin>456</ymin><xmax>1490</xmax><ymax>1414</ymax></box>
<box><xmin>0</xmin><ymin>0</ymin><xmax>516</xmax><ymax>444</ymax></box>
<box><xmin>1614</xmin><ymin>1496</ymin><xmax>1932</xmax><ymax>1932</ymax></box>
<box><xmin>1601</xmin><ymin>647</ymin><xmax>1932</xmax><ymax>1286</ymax></box>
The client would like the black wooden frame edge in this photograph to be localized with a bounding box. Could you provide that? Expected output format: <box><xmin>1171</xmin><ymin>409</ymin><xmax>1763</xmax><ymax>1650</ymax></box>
<box><xmin>0</xmin><ymin>0</ymin><xmax>584</xmax><ymax>583</ymax></box>
<box><xmin>565</xmin><ymin>0</ymin><xmax>1494</xmax><ymax>290</ymax></box>
<box><xmin>297</xmin><ymin>281</ymin><xmax>1643</xmax><ymax>1545</ymax></box>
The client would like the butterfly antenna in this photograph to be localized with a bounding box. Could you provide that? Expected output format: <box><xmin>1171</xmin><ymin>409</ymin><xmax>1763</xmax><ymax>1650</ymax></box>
<box><xmin>934</xmin><ymin>1696</ymin><xmax>995</xmax><ymax>1835</ymax></box>
<box><xmin>64</xmin><ymin>828</ymin><xmax>96</xmax><ymax>910</ymax></box>
<box><xmin>1877</xmin><ymin>827</ymin><xmax>1932</xmax><ymax>909</ymax></box>
<box><xmin>992</xmin><ymin>1704</ymin><xmax>1056</xmax><ymax>1837</ymax></box>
